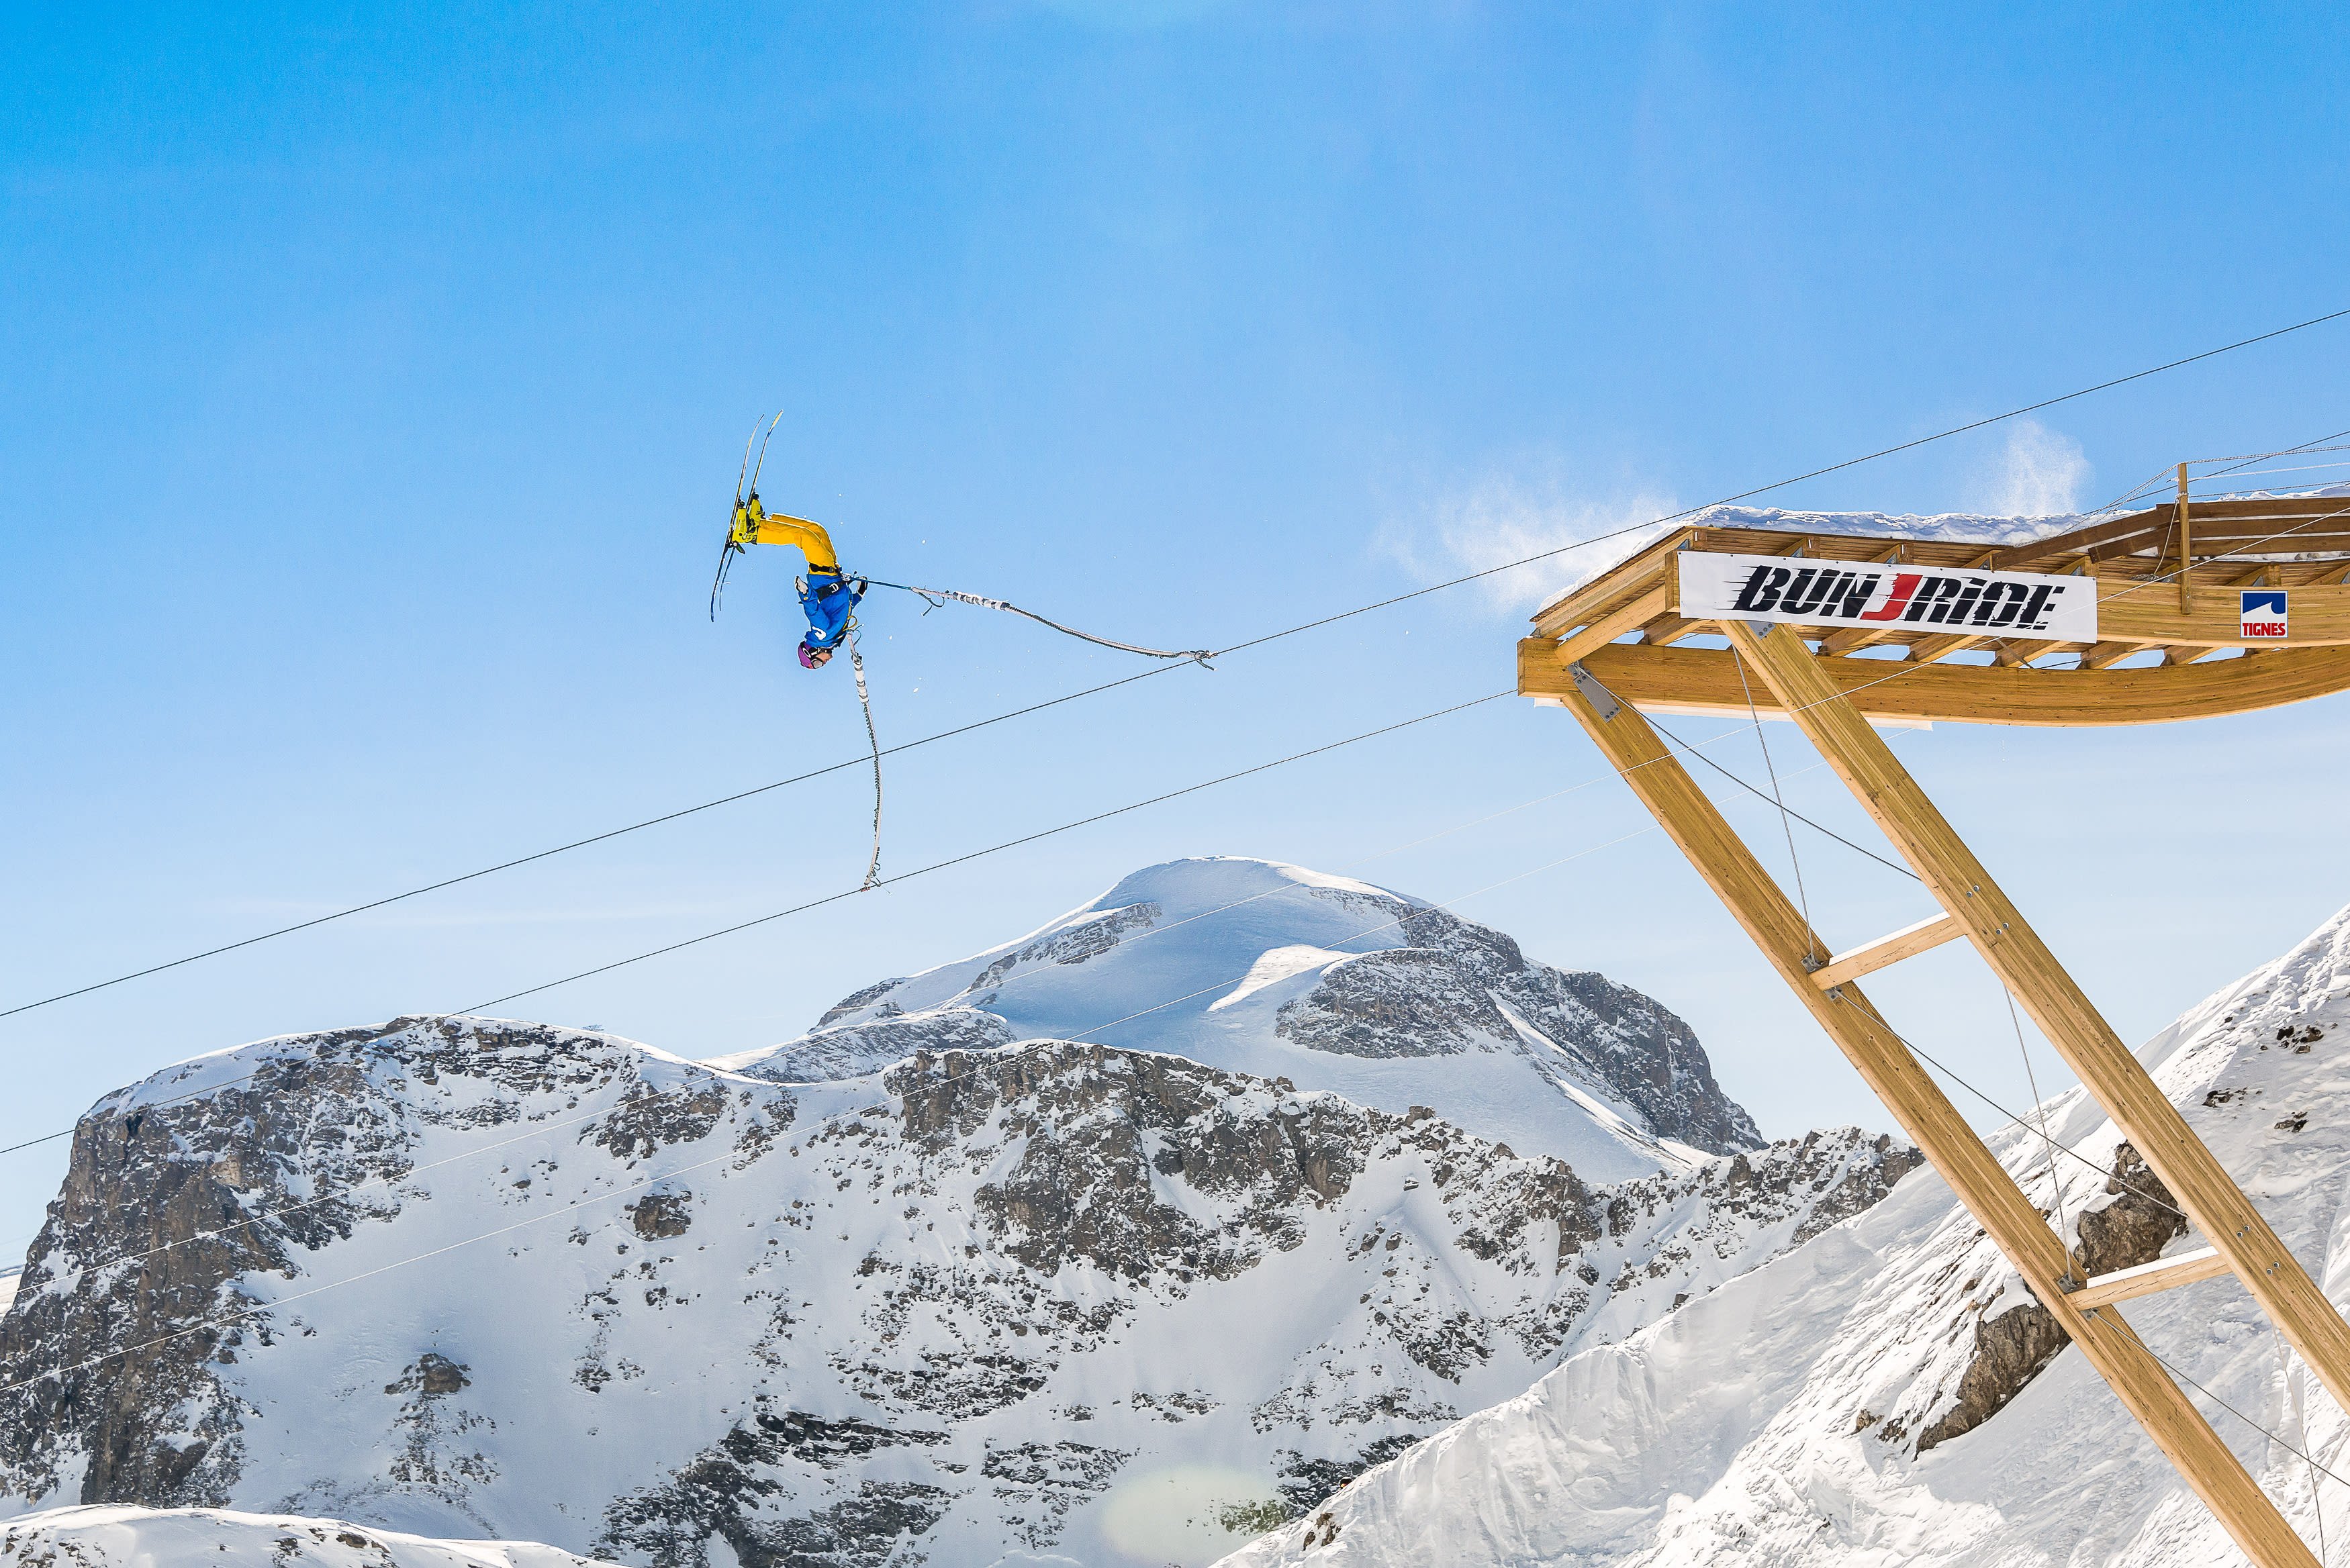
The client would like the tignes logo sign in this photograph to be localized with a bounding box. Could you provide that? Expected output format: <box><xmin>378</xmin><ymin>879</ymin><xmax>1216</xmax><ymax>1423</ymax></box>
<box><xmin>2240</xmin><ymin>589</ymin><xmax>2289</xmax><ymax>640</ymax></box>
<box><xmin>1677</xmin><ymin>552</ymin><xmax>2098</xmax><ymax>642</ymax></box>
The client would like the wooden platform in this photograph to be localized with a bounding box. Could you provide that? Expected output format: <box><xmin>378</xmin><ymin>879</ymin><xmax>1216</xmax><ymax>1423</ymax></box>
<box><xmin>1526</xmin><ymin>499</ymin><xmax>2350</xmax><ymax>727</ymax></box>
<box><xmin>1523</xmin><ymin>495</ymin><xmax>2350</xmax><ymax>1568</ymax></box>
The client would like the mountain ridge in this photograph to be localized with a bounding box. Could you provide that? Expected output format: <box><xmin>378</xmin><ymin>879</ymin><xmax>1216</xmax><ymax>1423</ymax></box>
<box><xmin>710</xmin><ymin>856</ymin><xmax>1760</xmax><ymax>1179</ymax></box>
<box><xmin>0</xmin><ymin>1018</ymin><xmax>1903</xmax><ymax>1566</ymax></box>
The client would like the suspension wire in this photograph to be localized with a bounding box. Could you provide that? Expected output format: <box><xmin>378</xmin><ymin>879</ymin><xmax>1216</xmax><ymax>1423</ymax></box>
<box><xmin>2074</xmin><ymin>427</ymin><xmax>2350</xmax><ymax>518</ymax></box>
<box><xmin>0</xmin><ymin>807</ymin><xmax>1711</xmax><ymax>1395</ymax></box>
<box><xmin>2005</xmin><ymin>982</ymin><xmax>2073</xmax><ymax>1276</ymax></box>
<box><xmin>2100</xmin><ymin>1308</ymin><xmax>2350</xmax><ymax>1497</ymax></box>
<box><xmin>14</xmin><ymin>313</ymin><xmax>2350</xmax><ymax>1027</ymax></box>
<box><xmin>1836</xmin><ymin>987</ymin><xmax>2188</xmax><ymax>1224</ymax></box>
<box><xmin>0</xmin><ymin>659</ymin><xmax>1192</xmax><ymax>1022</ymax></box>
<box><xmin>2281</xmin><ymin>1324</ymin><xmax>2335</xmax><ymax>1568</ymax></box>
<box><xmin>2189</xmin><ymin>436</ymin><xmax>2350</xmax><ymax>468</ymax></box>
<box><xmin>1</xmin><ymin>687</ymin><xmax>1918</xmax><ymax>1165</ymax></box>
<box><xmin>1577</xmin><ymin>673</ymin><xmax>1924</xmax><ymax>883</ymax></box>
<box><xmin>453</xmin><ymin>691</ymin><xmax>1514</xmax><ymax>1015</ymax></box>
<box><xmin>9</xmin><ymin>721</ymin><xmax>1905</xmax><ymax>1302</ymax></box>
<box><xmin>17</xmin><ymin>642</ymin><xmax>2044</xmax><ymax>1184</ymax></box>
<box><xmin>1731</xmin><ymin>643</ymin><xmax>1820</xmax><ymax>963</ymax></box>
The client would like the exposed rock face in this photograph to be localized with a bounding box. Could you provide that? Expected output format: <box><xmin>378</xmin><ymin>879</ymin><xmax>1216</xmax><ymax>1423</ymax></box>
<box><xmin>712</xmin><ymin>857</ymin><xmax>1764</xmax><ymax>1175</ymax></box>
<box><xmin>1912</xmin><ymin>1142</ymin><xmax>2187</xmax><ymax>1452</ymax></box>
<box><xmin>1277</xmin><ymin>906</ymin><xmax>1760</xmax><ymax>1153</ymax></box>
<box><xmin>735</xmin><ymin>1008</ymin><xmax>1015</xmax><ymax>1087</ymax></box>
<box><xmin>0</xmin><ymin>1018</ymin><xmax>1910</xmax><ymax>1567</ymax></box>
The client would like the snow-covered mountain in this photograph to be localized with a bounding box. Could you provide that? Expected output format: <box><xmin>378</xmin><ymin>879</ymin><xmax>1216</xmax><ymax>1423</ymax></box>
<box><xmin>708</xmin><ymin>857</ymin><xmax>1760</xmax><ymax>1181</ymax></box>
<box><xmin>0</xmin><ymin>1016</ymin><xmax>1905</xmax><ymax>1567</ymax></box>
<box><xmin>0</xmin><ymin>1506</ymin><xmax>595</xmax><ymax>1568</ymax></box>
<box><xmin>1217</xmin><ymin>901</ymin><xmax>2350</xmax><ymax>1568</ymax></box>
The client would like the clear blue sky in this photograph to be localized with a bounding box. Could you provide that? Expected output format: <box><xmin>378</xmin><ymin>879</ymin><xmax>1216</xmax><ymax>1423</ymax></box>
<box><xmin>7</xmin><ymin>1</ymin><xmax>2350</xmax><ymax>1250</ymax></box>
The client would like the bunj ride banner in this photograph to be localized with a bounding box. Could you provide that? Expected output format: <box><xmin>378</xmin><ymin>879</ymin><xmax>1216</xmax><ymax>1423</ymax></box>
<box><xmin>1676</xmin><ymin>552</ymin><xmax>2097</xmax><ymax>642</ymax></box>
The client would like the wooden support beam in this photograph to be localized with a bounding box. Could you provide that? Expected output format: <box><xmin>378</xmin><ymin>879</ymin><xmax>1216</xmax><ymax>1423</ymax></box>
<box><xmin>2081</xmin><ymin>640</ymin><xmax>2154</xmax><ymax>671</ymax></box>
<box><xmin>2179</xmin><ymin>463</ymin><xmax>2195</xmax><ymax>616</ymax></box>
<box><xmin>1903</xmin><ymin>631</ymin><xmax>1987</xmax><ymax>663</ymax></box>
<box><xmin>1518</xmin><ymin>639</ymin><xmax>2350</xmax><ymax>728</ymax></box>
<box><xmin>1552</xmin><ymin>583</ymin><xmax>1671</xmax><ymax>667</ymax></box>
<box><xmin>1808</xmin><ymin>912</ymin><xmax>1965</xmax><ymax>989</ymax></box>
<box><xmin>1547</xmin><ymin>665</ymin><xmax>2318</xmax><ymax>1568</ymax></box>
<box><xmin>2074</xmin><ymin>1246</ymin><xmax>2232</xmax><ymax>1310</ymax></box>
<box><xmin>1636</xmin><ymin>612</ymin><xmax>1708</xmax><ymax>646</ymax></box>
<box><xmin>1722</xmin><ymin>618</ymin><xmax>2350</xmax><ymax>1433</ymax></box>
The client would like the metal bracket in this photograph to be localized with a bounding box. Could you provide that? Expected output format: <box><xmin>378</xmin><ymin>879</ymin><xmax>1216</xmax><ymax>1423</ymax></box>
<box><xmin>1568</xmin><ymin>661</ymin><xmax>1621</xmax><ymax>722</ymax></box>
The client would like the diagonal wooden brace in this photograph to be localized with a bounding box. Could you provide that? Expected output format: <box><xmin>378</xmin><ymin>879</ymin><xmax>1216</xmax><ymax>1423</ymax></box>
<box><xmin>1550</xmin><ymin>666</ymin><xmax>2317</xmax><ymax>1568</ymax></box>
<box><xmin>1723</xmin><ymin>618</ymin><xmax>2350</xmax><ymax>1426</ymax></box>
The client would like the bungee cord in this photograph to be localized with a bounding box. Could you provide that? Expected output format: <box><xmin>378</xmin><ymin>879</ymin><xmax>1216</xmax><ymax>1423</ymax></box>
<box><xmin>845</xmin><ymin>624</ymin><xmax>884</xmax><ymax>889</ymax></box>
<box><xmin>863</xmin><ymin>579</ymin><xmax>1213</xmax><ymax>664</ymax></box>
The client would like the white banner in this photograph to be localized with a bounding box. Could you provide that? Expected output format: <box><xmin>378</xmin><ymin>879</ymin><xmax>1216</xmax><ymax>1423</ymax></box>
<box><xmin>1676</xmin><ymin>552</ymin><xmax>2096</xmax><ymax>642</ymax></box>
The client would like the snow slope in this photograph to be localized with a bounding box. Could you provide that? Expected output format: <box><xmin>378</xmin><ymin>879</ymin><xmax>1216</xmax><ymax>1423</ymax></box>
<box><xmin>0</xmin><ymin>1019</ymin><xmax>1907</xmax><ymax>1567</ymax></box>
<box><xmin>0</xmin><ymin>1506</ymin><xmax>594</xmax><ymax>1568</ymax></box>
<box><xmin>1217</xmin><ymin>900</ymin><xmax>2350</xmax><ymax>1568</ymax></box>
<box><xmin>708</xmin><ymin>858</ymin><xmax>1760</xmax><ymax>1182</ymax></box>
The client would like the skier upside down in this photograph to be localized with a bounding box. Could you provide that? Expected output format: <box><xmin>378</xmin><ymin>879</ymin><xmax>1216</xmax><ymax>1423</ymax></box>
<box><xmin>726</xmin><ymin>496</ymin><xmax>866</xmax><ymax>669</ymax></box>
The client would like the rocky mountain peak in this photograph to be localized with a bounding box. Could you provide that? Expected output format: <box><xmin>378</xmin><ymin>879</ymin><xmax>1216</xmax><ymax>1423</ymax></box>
<box><xmin>710</xmin><ymin>856</ymin><xmax>1762</xmax><ymax>1179</ymax></box>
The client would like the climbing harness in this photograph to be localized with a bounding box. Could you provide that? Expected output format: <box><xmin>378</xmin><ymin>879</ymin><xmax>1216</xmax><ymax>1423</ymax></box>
<box><xmin>863</xmin><ymin>579</ymin><xmax>1213</xmax><ymax>665</ymax></box>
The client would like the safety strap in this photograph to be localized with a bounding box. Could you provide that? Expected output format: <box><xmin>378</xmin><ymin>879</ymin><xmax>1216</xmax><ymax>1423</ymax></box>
<box><xmin>864</xmin><ymin>579</ymin><xmax>1211</xmax><ymax>664</ymax></box>
<box><xmin>845</xmin><ymin>625</ymin><xmax>882</xmax><ymax>890</ymax></box>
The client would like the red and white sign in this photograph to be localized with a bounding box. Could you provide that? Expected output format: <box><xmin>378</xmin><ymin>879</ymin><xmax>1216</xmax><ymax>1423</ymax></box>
<box><xmin>1676</xmin><ymin>552</ymin><xmax>2097</xmax><ymax>642</ymax></box>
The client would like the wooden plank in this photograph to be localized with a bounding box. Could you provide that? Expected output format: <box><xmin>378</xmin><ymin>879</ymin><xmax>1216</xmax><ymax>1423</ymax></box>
<box><xmin>2074</xmin><ymin>1246</ymin><xmax>2232</xmax><ymax>1310</ymax></box>
<box><xmin>2097</xmin><ymin>580</ymin><xmax>2350</xmax><ymax>648</ymax></box>
<box><xmin>1544</xmin><ymin>675</ymin><xmax>2318</xmax><ymax>1568</ymax></box>
<box><xmin>1809</xmin><ymin>912</ymin><xmax>1965</xmax><ymax>989</ymax></box>
<box><xmin>1515</xmin><ymin>639</ymin><xmax>2350</xmax><ymax>727</ymax></box>
<box><xmin>1724</xmin><ymin>618</ymin><xmax>2350</xmax><ymax>1436</ymax></box>
<box><xmin>1991</xmin><ymin>497</ymin><xmax>2350</xmax><ymax>571</ymax></box>
<box><xmin>1551</xmin><ymin>583</ymin><xmax>1671</xmax><ymax>667</ymax></box>
<box><xmin>1530</xmin><ymin>532</ymin><xmax>1692</xmax><ymax>638</ymax></box>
